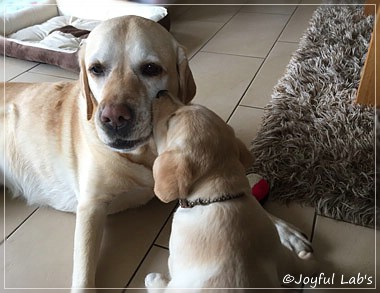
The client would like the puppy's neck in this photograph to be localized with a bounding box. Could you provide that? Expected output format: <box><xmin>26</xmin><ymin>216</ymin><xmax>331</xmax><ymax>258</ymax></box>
<box><xmin>179</xmin><ymin>192</ymin><xmax>245</xmax><ymax>208</ymax></box>
<box><xmin>182</xmin><ymin>169</ymin><xmax>251</xmax><ymax>209</ymax></box>
<box><xmin>153</xmin><ymin>93</ymin><xmax>184</xmax><ymax>127</ymax></box>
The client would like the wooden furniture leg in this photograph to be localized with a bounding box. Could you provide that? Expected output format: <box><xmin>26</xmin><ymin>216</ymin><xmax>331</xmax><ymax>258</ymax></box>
<box><xmin>356</xmin><ymin>1</ymin><xmax>379</xmax><ymax>107</ymax></box>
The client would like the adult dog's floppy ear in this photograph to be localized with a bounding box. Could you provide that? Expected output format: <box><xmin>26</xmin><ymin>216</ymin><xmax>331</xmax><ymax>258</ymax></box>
<box><xmin>176</xmin><ymin>45</ymin><xmax>196</xmax><ymax>104</ymax></box>
<box><xmin>153</xmin><ymin>151</ymin><xmax>195</xmax><ymax>203</ymax></box>
<box><xmin>235</xmin><ymin>138</ymin><xmax>254</xmax><ymax>169</ymax></box>
<box><xmin>78</xmin><ymin>44</ymin><xmax>97</xmax><ymax>120</ymax></box>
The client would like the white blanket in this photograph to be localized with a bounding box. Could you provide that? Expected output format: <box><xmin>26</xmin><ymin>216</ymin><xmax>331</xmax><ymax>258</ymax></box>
<box><xmin>2</xmin><ymin>0</ymin><xmax>167</xmax><ymax>53</ymax></box>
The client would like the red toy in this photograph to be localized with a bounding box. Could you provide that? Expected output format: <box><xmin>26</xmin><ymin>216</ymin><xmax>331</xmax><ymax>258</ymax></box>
<box><xmin>246</xmin><ymin>173</ymin><xmax>270</xmax><ymax>203</ymax></box>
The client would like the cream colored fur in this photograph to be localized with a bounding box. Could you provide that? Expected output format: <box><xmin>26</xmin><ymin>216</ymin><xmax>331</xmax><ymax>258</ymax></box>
<box><xmin>1</xmin><ymin>15</ymin><xmax>314</xmax><ymax>292</ymax></box>
<box><xmin>1</xmin><ymin>16</ymin><xmax>196</xmax><ymax>292</ymax></box>
<box><xmin>145</xmin><ymin>93</ymin><xmax>318</xmax><ymax>291</ymax></box>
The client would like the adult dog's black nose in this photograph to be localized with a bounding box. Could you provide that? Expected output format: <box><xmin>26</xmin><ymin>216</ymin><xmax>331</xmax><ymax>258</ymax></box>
<box><xmin>100</xmin><ymin>103</ymin><xmax>133</xmax><ymax>130</ymax></box>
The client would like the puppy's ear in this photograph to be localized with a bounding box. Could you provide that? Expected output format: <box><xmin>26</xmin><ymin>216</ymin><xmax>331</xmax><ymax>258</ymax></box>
<box><xmin>235</xmin><ymin>138</ymin><xmax>254</xmax><ymax>169</ymax></box>
<box><xmin>176</xmin><ymin>45</ymin><xmax>196</xmax><ymax>104</ymax></box>
<box><xmin>78</xmin><ymin>44</ymin><xmax>96</xmax><ymax>121</ymax></box>
<box><xmin>153</xmin><ymin>151</ymin><xmax>194</xmax><ymax>203</ymax></box>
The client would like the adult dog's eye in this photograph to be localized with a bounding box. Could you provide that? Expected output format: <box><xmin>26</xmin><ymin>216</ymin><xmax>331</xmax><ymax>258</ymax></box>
<box><xmin>141</xmin><ymin>63</ymin><xmax>163</xmax><ymax>77</ymax></box>
<box><xmin>89</xmin><ymin>63</ymin><xmax>105</xmax><ymax>76</ymax></box>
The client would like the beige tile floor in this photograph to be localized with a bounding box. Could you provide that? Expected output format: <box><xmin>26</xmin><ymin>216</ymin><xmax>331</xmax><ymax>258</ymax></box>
<box><xmin>1</xmin><ymin>2</ymin><xmax>377</xmax><ymax>292</ymax></box>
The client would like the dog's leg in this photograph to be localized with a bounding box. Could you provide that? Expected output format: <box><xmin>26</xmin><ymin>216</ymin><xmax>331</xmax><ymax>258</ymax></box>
<box><xmin>269</xmin><ymin>214</ymin><xmax>313</xmax><ymax>259</ymax></box>
<box><xmin>277</xmin><ymin>245</ymin><xmax>319</xmax><ymax>289</ymax></box>
<box><xmin>72</xmin><ymin>199</ymin><xmax>108</xmax><ymax>292</ymax></box>
<box><xmin>145</xmin><ymin>273</ymin><xmax>169</xmax><ymax>293</ymax></box>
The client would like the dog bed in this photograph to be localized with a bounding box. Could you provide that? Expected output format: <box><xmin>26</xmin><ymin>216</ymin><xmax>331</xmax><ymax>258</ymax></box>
<box><xmin>0</xmin><ymin>0</ymin><xmax>169</xmax><ymax>72</ymax></box>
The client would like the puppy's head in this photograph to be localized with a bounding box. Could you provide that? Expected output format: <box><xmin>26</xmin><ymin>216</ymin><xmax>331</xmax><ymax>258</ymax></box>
<box><xmin>152</xmin><ymin>99</ymin><xmax>254</xmax><ymax>203</ymax></box>
<box><xmin>151</xmin><ymin>92</ymin><xmax>192</xmax><ymax>202</ymax></box>
<box><xmin>78</xmin><ymin>15</ymin><xmax>196</xmax><ymax>153</ymax></box>
<box><xmin>151</xmin><ymin>91</ymin><xmax>183</xmax><ymax>152</ymax></box>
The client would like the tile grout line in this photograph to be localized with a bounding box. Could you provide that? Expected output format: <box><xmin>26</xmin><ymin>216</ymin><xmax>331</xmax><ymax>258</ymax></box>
<box><xmin>1</xmin><ymin>207</ymin><xmax>39</xmax><ymax>245</ymax></box>
<box><xmin>22</xmin><ymin>70</ymin><xmax>77</xmax><ymax>81</ymax></box>
<box><xmin>238</xmin><ymin>11</ymin><xmax>299</xmax><ymax>16</ymax></box>
<box><xmin>122</xmin><ymin>203</ymin><xmax>177</xmax><ymax>291</ymax></box>
<box><xmin>277</xmin><ymin>40</ymin><xmax>301</xmax><ymax>45</ymax></box>
<box><xmin>153</xmin><ymin>243</ymin><xmax>169</xmax><ymax>251</ymax></box>
<box><xmin>189</xmin><ymin>4</ymin><xmax>291</xmax><ymax>61</ymax></box>
<box><xmin>172</xmin><ymin>6</ymin><xmax>300</xmax><ymax>24</ymax></box>
<box><xmin>239</xmin><ymin>104</ymin><xmax>265</xmax><ymax>111</ymax></box>
<box><xmin>27</xmin><ymin>71</ymin><xmax>78</xmax><ymax>80</ymax></box>
<box><xmin>187</xmin><ymin>6</ymin><xmax>243</xmax><ymax>61</ymax></box>
<box><xmin>8</xmin><ymin>63</ymin><xmax>77</xmax><ymax>82</ymax></box>
<box><xmin>310</xmin><ymin>209</ymin><xmax>318</xmax><ymax>243</ymax></box>
<box><xmin>226</xmin><ymin>60</ymin><xmax>264</xmax><ymax>124</ymax></box>
<box><xmin>200</xmin><ymin>50</ymin><xmax>265</xmax><ymax>60</ymax></box>
<box><xmin>7</xmin><ymin>63</ymin><xmax>40</xmax><ymax>82</ymax></box>
<box><xmin>226</xmin><ymin>5</ymin><xmax>300</xmax><ymax>124</ymax></box>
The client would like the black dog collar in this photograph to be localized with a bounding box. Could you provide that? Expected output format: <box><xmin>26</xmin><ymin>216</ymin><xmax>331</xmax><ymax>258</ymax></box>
<box><xmin>179</xmin><ymin>192</ymin><xmax>245</xmax><ymax>208</ymax></box>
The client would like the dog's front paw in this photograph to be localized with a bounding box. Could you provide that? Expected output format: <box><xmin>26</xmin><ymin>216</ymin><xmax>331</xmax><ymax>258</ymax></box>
<box><xmin>272</xmin><ymin>216</ymin><xmax>313</xmax><ymax>257</ymax></box>
<box><xmin>145</xmin><ymin>272</ymin><xmax>168</xmax><ymax>288</ymax></box>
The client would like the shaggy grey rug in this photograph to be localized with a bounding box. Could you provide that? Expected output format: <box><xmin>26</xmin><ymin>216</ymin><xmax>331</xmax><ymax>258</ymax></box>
<box><xmin>250</xmin><ymin>5</ymin><xmax>376</xmax><ymax>228</ymax></box>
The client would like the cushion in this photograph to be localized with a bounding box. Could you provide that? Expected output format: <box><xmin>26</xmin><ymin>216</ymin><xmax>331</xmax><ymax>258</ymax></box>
<box><xmin>0</xmin><ymin>0</ymin><xmax>57</xmax><ymax>35</ymax></box>
<box><xmin>56</xmin><ymin>0</ymin><xmax>168</xmax><ymax>22</ymax></box>
<box><xmin>1</xmin><ymin>0</ymin><xmax>169</xmax><ymax>72</ymax></box>
<box><xmin>7</xmin><ymin>16</ymin><xmax>100</xmax><ymax>53</ymax></box>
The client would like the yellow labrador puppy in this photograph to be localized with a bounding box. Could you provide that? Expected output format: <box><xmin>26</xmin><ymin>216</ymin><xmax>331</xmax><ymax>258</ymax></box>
<box><xmin>1</xmin><ymin>16</ymin><xmax>196</xmax><ymax>291</ymax></box>
<box><xmin>146</xmin><ymin>92</ymin><xmax>318</xmax><ymax>291</ymax></box>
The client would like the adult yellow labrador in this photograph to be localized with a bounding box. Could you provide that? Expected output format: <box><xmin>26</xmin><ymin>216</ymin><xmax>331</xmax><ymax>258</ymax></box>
<box><xmin>1</xmin><ymin>15</ymin><xmax>312</xmax><ymax>291</ymax></box>
<box><xmin>1</xmin><ymin>15</ymin><xmax>195</xmax><ymax>291</ymax></box>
